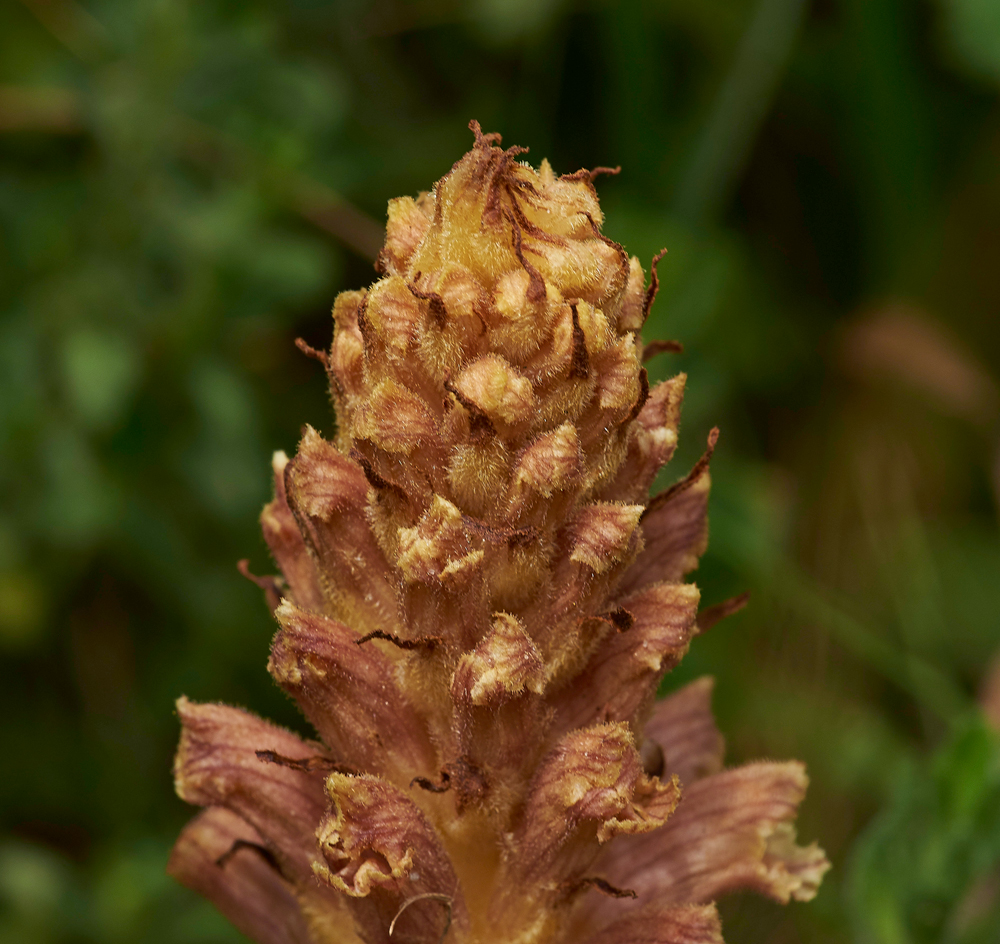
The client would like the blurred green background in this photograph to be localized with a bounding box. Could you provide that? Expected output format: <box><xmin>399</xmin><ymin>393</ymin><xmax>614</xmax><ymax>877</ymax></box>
<box><xmin>2</xmin><ymin>0</ymin><xmax>1000</xmax><ymax>942</ymax></box>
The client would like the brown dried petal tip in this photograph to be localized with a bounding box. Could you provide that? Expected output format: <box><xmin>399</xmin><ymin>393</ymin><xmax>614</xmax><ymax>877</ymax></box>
<box><xmin>171</xmin><ymin>123</ymin><xmax>826</xmax><ymax>944</ymax></box>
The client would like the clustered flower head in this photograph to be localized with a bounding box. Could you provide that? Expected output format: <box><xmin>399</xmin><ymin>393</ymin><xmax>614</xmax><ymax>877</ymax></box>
<box><xmin>169</xmin><ymin>122</ymin><xmax>829</xmax><ymax>944</ymax></box>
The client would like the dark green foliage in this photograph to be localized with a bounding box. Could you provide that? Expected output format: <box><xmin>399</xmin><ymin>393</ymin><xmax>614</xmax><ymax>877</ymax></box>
<box><xmin>2</xmin><ymin>1</ymin><xmax>999</xmax><ymax>941</ymax></box>
<box><xmin>850</xmin><ymin>720</ymin><xmax>1000</xmax><ymax>944</ymax></box>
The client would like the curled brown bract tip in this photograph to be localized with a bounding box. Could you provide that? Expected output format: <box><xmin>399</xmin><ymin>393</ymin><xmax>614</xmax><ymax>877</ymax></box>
<box><xmin>643</xmin><ymin>248</ymin><xmax>669</xmax><ymax>323</ymax></box>
<box><xmin>570</xmin><ymin>304</ymin><xmax>591</xmax><ymax>379</ymax></box>
<box><xmin>215</xmin><ymin>838</ymin><xmax>282</xmax><ymax>874</ymax></box>
<box><xmin>569</xmin><ymin>876</ymin><xmax>638</xmax><ymax>899</ymax></box>
<box><xmin>444</xmin><ymin>374</ymin><xmax>497</xmax><ymax>439</ymax></box>
<box><xmin>236</xmin><ymin>559</ymin><xmax>282</xmax><ymax>611</ymax></box>
<box><xmin>468</xmin><ymin>118</ymin><xmax>503</xmax><ymax>148</ymax></box>
<box><xmin>508</xmin><ymin>212</ymin><xmax>546</xmax><ymax>302</ymax></box>
<box><xmin>411</xmin><ymin>771</ymin><xmax>451</xmax><ymax>793</ymax></box>
<box><xmin>642</xmin><ymin>339</ymin><xmax>684</xmax><ymax>362</ymax></box>
<box><xmin>460</xmin><ymin>515</ymin><xmax>538</xmax><ymax>547</ymax></box>
<box><xmin>355</xmin><ymin>629</ymin><xmax>443</xmax><ymax>651</ymax></box>
<box><xmin>560</xmin><ymin>166</ymin><xmax>622</xmax><ymax>183</ymax></box>
<box><xmin>643</xmin><ymin>427</ymin><xmax>719</xmax><ymax>518</ymax></box>
<box><xmin>407</xmin><ymin>280</ymin><xmax>448</xmax><ymax>327</ymax></box>
<box><xmin>697</xmin><ymin>592</ymin><xmax>750</xmax><ymax>634</ymax></box>
<box><xmin>626</xmin><ymin>368</ymin><xmax>650</xmax><ymax>423</ymax></box>
<box><xmin>293</xmin><ymin>336</ymin><xmax>329</xmax><ymax>368</ymax></box>
<box><xmin>254</xmin><ymin>749</ymin><xmax>353</xmax><ymax>775</ymax></box>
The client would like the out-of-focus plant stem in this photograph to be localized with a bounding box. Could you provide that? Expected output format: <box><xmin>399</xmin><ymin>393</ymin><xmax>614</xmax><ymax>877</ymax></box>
<box><xmin>674</xmin><ymin>0</ymin><xmax>808</xmax><ymax>226</ymax></box>
<box><xmin>776</xmin><ymin>563</ymin><xmax>971</xmax><ymax>725</ymax></box>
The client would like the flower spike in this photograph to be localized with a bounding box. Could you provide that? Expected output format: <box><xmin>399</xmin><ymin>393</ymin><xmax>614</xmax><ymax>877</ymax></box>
<box><xmin>171</xmin><ymin>124</ymin><xmax>827</xmax><ymax>944</ymax></box>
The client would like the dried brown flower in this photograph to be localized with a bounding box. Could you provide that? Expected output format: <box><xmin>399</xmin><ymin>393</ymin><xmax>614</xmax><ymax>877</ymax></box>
<box><xmin>169</xmin><ymin>122</ymin><xmax>829</xmax><ymax>944</ymax></box>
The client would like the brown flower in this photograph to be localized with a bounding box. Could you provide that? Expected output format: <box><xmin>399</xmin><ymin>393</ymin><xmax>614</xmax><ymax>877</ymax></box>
<box><xmin>169</xmin><ymin>122</ymin><xmax>828</xmax><ymax>944</ymax></box>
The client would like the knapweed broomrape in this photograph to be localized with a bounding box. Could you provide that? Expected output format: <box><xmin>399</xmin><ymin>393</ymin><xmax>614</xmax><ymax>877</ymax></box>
<box><xmin>169</xmin><ymin>123</ymin><xmax>829</xmax><ymax>944</ymax></box>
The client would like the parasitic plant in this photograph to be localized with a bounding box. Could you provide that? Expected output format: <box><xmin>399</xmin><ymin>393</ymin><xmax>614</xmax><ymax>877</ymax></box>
<box><xmin>169</xmin><ymin>123</ymin><xmax>829</xmax><ymax>944</ymax></box>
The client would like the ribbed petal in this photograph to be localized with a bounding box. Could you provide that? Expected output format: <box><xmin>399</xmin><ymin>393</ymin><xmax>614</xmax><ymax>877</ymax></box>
<box><xmin>450</xmin><ymin>613</ymin><xmax>548</xmax><ymax>805</ymax></box>
<box><xmin>283</xmin><ymin>426</ymin><xmax>400</xmax><ymax>630</ymax></box>
<box><xmin>173</xmin><ymin>698</ymin><xmax>328</xmax><ymax>885</ymax></box>
<box><xmin>379</xmin><ymin>196</ymin><xmax>431</xmax><ymax>276</ymax></box>
<box><xmin>568</xmin><ymin>502</ymin><xmax>645</xmax><ymax>574</ymax></box>
<box><xmin>600</xmin><ymin>374</ymin><xmax>686</xmax><ymax>504</ymax></box>
<box><xmin>315</xmin><ymin>773</ymin><xmax>467</xmax><ymax>944</ymax></box>
<box><xmin>523</xmin><ymin>502</ymin><xmax>645</xmax><ymax>684</ymax></box>
<box><xmin>507</xmin><ymin>422</ymin><xmax>583</xmax><ymax>519</ymax></box>
<box><xmin>549</xmin><ymin>582</ymin><xmax>700</xmax><ymax>734</ymax></box>
<box><xmin>268</xmin><ymin>602</ymin><xmax>437</xmax><ymax>784</ymax></box>
<box><xmin>592</xmin><ymin>761</ymin><xmax>830</xmax><ymax>908</ymax></box>
<box><xmin>643</xmin><ymin>677</ymin><xmax>725</xmax><ymax>786</ymax></box>
<box><xmin>452</xmin><ymin>612</ymin><xmax>545</xmax><ymax>707</ymax></box>
<box><xmin>260</xmin><ymin>450</ymin><xmax>325</xmax><ymax>614</ymax></box>
<box><xmin>168</xmin><ymin>807</ymin><xmax>322</xmax><ymax>944</ymax></box>
<box><xmin>353</xmin><ymin>378</ymin><xmax>441</xmax><ymax>456</ymax></box>
<box><xmin>484</xmin><ymin>723</ymin><xmax>679</xmax><ymax>942</ymax></box>
<box><xmin>618</xmin><ymin>431</ymin><xmax>715</xmax><ymax>597</ymax></box>
<box><xmin>395</xmin><ymin>494</ymin><xmax>489</xmax><ymax>651</ymax></box>
<box><xmin>329</xmin><ymin>289</ymin><xmax>366</xmax><ymax>408</ymax></box>
<box><xmin>504</xmin><ymin>723</ymin><xmax>680</xmax><ymax>892</ymax></box>
<box><xmin>578</xmin><ymin>904</ymin><xmax>723</xmax><ymax>944</ymax></box>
